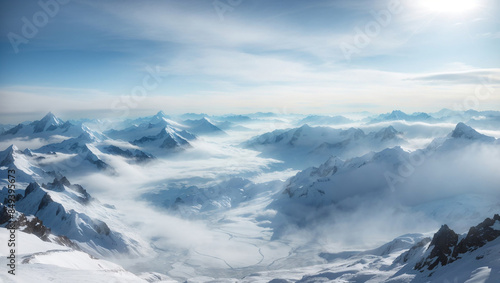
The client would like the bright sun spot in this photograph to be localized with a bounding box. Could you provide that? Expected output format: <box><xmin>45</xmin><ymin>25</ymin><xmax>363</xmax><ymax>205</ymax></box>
<box><xmin>421</xmin><ymin>0</ymin><xmax>479</xmax><ymax>14</ymax></box>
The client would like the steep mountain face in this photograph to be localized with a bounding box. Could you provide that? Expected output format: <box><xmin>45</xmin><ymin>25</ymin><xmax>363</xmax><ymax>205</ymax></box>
<box><xmin>0</xmin><ymin>145</ymin><xmax>47</xmax><ymax>183</ymax></box>
<box><xmin>0</xmin><ymin>124</ymin><xmax>12</xmax><ymax>135</ymax></box>
<box><xmin>450</xmin><ymin>122</ymin><xmax>495</xmax><ymax>141</ymax></box>
<box><xmin>102</xmin><ymin>145</ymin><xmax>155</xmax><ymax>163</ymax></box>
<box><xmin>0</xmin><ymin>206</ymin><xmax>79</xmax><ymax>249</ymax></box>
<box><xmin>414</xmin><ymin>214</ymin><xmax>500</xmax><ymax>272</ymax></box>
<box><xmin>131</xmin><ymin>127</ymin><xmax>192</xmax><ymax>152</ymax></box>
<box><xmin>32</xmin><ymin>112</ymin><xmax>64</xmax><ymax>133</ymax></box>
<box><xmin>414</xmin><ymin>225</ymin><xmax>459</xmax><ymax>270</ymax></box>
<box><xmin>148</xmin><ymin>110</ymin><xmax>171</xmax><ymax>124</ymax></box>
<box><xmin>453</xmin><ymin>214</ymin><xmax>500</xmax><ymax>257</ymax></box>
<box><xmin>0</xmin><ymin>179</ymin><xmax>151</xmax><ymax>258</ymax></box>
<box><xmin>181</xmin><ymin>117</ymin><xmax>226</xmax><ymax>135</ymax></box>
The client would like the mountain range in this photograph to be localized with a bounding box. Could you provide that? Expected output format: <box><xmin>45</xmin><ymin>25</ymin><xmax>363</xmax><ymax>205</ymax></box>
<box><xmin>0</xmin><ymin>110</ymin><xmax>499</xmax><ymax>282</ymax></box>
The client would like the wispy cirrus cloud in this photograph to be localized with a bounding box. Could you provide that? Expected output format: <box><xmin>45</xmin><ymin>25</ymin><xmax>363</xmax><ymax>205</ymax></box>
<box><xmin>409</xmin><ymin>69</ymin><xmax>500</xmax><ymax>84</ymax></box>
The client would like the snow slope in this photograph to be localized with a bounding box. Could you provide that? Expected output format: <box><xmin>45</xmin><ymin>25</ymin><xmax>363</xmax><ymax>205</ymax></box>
<box><xmin>0</xmin><ymin>229</ymin><xmax>170</xmax><ymax>283</ymax></box>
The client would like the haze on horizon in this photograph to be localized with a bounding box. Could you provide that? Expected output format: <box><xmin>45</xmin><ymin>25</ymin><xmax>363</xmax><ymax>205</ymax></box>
<box><xmin>0</xmin><ymin>0</ymin><xmax>499</xmax><ymax>123</ymax></box>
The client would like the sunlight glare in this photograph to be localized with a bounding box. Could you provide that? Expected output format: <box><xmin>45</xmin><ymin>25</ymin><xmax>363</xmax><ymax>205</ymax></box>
<box><xmin>421</xmin><ymin>0</ymin><xmax>479</xmax><ymax>14</ymax></box>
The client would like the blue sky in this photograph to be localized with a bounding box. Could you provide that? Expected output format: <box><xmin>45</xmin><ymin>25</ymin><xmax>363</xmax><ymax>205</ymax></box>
<box><xmin>0</xmin><ymin>0</ymin><xmax>499</xmax><ymax>122</ymax></box>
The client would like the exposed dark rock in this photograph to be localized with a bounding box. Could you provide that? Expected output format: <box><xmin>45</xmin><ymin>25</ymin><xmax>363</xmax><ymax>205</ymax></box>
<box><xmin>0</xmin><ymin>206</ymin><xmax>80</xmax><ymax>250</ymax></box>
<box><xmin>93</xmin><ymin>219</ymin><xmax>111</xmax><ymax>236</ymax></box>
<box><xmin>452</xmin><ymin>214</ymin><xmax>500</xmax><ymax>258</ymax></box>
<box><xmin>38</xmin><ymin>194</ymin><xmax>54</xmax><ymax>210</ymax></box>
<box><xmin>43</xmin><ymin>177</ymin><xmax>92</xmax><ymax>204</ymax></box>
<box><xmin>160</xmin><ymin>135</ymin><xmax>180</xmax><ymax>149</ymax></box>
<box><xmin>2</xmin><ymin>124</ymin><xmax>23</xmax><ymax>135</ymax></box>
<box><xmin>25</xmin><ymin>182</ymin><xmax>41</xmax><ymax>197</ymax></box>
<box><xmin>415</xmin><ymin>225</ymin><xmax>458</xmax><ymax>270</ymax></box>
<box><xmin>104</xmin><ymin>145</ymin><xmax>154</xmax><ymax>163</ymax></box>
<box><xmin>415</xmin><ymin>214</ymin><xmax>500</xmax><ymax>272</ymax></box>
<box><xmin>0</xmin><ymin>206</ymin><xmax>11</xmax><ymax>224</ymax></box>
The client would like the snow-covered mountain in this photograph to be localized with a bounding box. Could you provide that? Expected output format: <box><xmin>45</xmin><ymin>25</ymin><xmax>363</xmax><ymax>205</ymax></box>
<box><xmin>131</xmin><ymin>127</ymin><xmax>192</xmax><ymax>153</ymax></box>
<box><xmin>1</xmin><ymin>111</ymin><xmax>499</xmax><ymax>282</ymax></box>
<box><xmin>270</xmin><ymin>123</ymin><xmax>499</xmax><ymax>226</ymax></box>
<box><xmin>0</xmin><ymin>144</ymin><xmax>47</xmax><ymax>183</ymax></box>
<box><xmin>181</xmin><ymin>117</ymin><xmax>226</xmax><ymax>136</ymax></box>
<box><xmin>106</xmin><ymin>114</ymin><xmax>195</xmax><ymax>142</ymax></box>
<box><xmin>0</xmin><ymin>135</ymin><xmax>155</xmax><ymax>182</ymax></box>
<box><xmin>273</xmin><ymin>146</ymin><xmax>409</xmax><ymax>209</ymax></box>
<box><xmin>391</xmin><ymin>214</ymin><xmax>500</xmax><ymax>282</ymax></box>
<box><xmin>105</xmin><ymin>113</ymin><xmax>196</xmax><ymax>154</ymax></box>
<box><xmin>425</xmin><ymin>122</ymin><xmax>497</xmax><ymax>153</ymax></box>
<box><xmin>35</xmin><ymin>131</ymin><xmax>112</xmax><ymax>172</ymax></box>
<box><xmin>243</xmin><ymin>124</ymin><xmax>406</xmax><ymax>169</ymax></box>
<box><xmin>311</xmin><ymin>125</ymin><xmax>405</xmax><ymax>158</ymax></box>
<box><xmin>0</xmin><ymin>124</ymin><xmax>14</xmax><ymax>135</ymax></box>
<box><xmin>0</xmin><ymin>178</ymin><xmax>152</xmax><ymax>258</ymax></box>
<box><xmin>0</xmin><ymin>113</ymin><xmax>88</xmax><ymax>141</ymax></box>
<box><xmin>264</xmin><ymin>215</ymin><xmax>500</xmax><ymax>283</ymax></box>
<box><xmin>369</xmin><ymin>110</ymin><xmax>434</xmax><ymax>123</ymax></box>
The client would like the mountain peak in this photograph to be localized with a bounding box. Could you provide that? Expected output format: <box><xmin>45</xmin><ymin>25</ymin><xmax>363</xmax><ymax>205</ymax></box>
<box><xmin>5</xmin><ymin>144</ymin><xmax>18</xmax><ymax>152</ymax></box>
<box><xmin>41</xmin><ymin>112</ymin><xmax>62</xmax><ymax>124</ymax></box>
<box><xmin>31</xmin><ymin>112</ymin><xmax>63</xmax><ymax>133</ymax></box>
<box><xmin>380</xmin><ymin>125</ymin><xmax>397</xmax><ymax>133</ymax></box>
<box><xmin>155</xmin><ymin>110</ymin><xmax>167</xmax><ymax>117</ymax></box>
<box><xmin>200</xmin><ymin>117</ymin><xmax>212</xmax><ymax>123</ymax></box>
<box><xmin>44</xmin><ymin>111</ymin><xmax>56</xmax><ymax>118</ymax></box>
<box><xmin>299</xmin><ymin>124</ymin><xmax>312</xmax><ymax>130</ymax></box>
<box><xmin>0</xmin><ymin>145</ymin><xmax>18</xmax><ymax>166</ymax></box>
<box><xmin>451</xmin><ymin>122</ymin><xmax>491</xmax><ymax>140</ymax></box>
<box><xmin>390</xmin><ymin>110</ymin><xmax>405</xmax><ymax>115</ymax></box>
<box><xmin>375</xmin><ymin>126</ymin><xmax>400</xmax><ymax>141</ymax></box>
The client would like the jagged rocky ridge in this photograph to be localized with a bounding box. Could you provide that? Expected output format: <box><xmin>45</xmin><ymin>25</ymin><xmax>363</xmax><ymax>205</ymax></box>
<box><xmin>414</xmin><ymin>214</ymin><xmax>500</xmax><ymax>271</ymax></box>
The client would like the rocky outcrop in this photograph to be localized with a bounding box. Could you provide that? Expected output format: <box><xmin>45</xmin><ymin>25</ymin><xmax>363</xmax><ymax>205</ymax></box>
<box><xmin>452</xmin><ymin>214</ymin><xmax>500</xmax><ymax>257</ymax></box>
<box><xmin>0</xmin><ymin>206</ymin><xmax>79</xmax><ymax>250</ymax></box>
<box><xmin>415</xmin><ymin>214</ymin><xmax>500</xmax><ymax>271</ymax></box>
